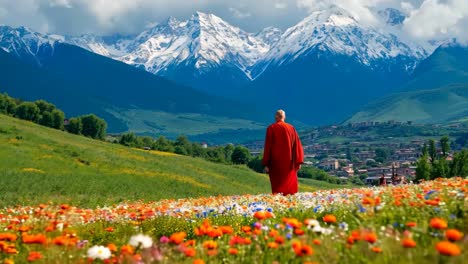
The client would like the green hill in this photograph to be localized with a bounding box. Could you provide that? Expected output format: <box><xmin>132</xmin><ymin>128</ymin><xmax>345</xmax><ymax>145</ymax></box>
<box><xmin>0</xmin><ymin>114</ymin><xmax>328</xmax><ymax>207</ymax></box>
<box><xmin>347</xmin><ymin>84</ymin><xmax>468</xmax><ymax>124</ymax></box>
<box><xmin>401</xmin><ymin>44</ymin><xmax>468</xmax><ymax>91</ymax></box>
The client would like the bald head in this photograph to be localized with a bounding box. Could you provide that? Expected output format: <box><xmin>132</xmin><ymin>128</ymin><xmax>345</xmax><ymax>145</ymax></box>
<box><xmin>275</xmin><ymin>109</ymin><xmax>286</xmax><ymax>122</ymax></box>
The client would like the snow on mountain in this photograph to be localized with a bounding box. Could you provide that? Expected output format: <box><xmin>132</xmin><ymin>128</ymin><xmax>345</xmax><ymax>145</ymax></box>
<box><xmin>64</xmin><ymin>34</ymin><xmax>133</xmax><ymax>57</ymax></box>
<box><xmin>378</xmin><ymin>8</ymin><xmax>406</xmax><ymax>26</ymax></box>
<box><xmin>0</xmin><ymin>25</ymin><xmax>58</xmax><ymax>63</ymax></box>
<box><xmin>254</xmin><ymin>27</ymin><xmax>283</xmax><ymax>47</ymax></box>
<box><xmin>252</xmin><ymin>5</ymin><xmax>427</xmax><ymax>77</ymax></box>
<box><xmin>118</xmin><ymin>12</ymin><xmax>270</xmax><ymax>79</ymax></box>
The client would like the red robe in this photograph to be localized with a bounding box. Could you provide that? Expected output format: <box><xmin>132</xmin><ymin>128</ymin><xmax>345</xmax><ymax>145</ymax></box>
<box><xmin>262</xmin><ymin>121</ymin><xmax>304</xmax><ymax>195</ymax></box>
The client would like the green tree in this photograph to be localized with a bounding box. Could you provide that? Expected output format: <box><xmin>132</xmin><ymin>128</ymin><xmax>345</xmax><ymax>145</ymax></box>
<box><xmin>231</xmin><ymin>145</ymin><xmax>251</xmax><ymax>165</ymax></box>
<box><xmin>66</xmin><ymin>117</ymin><xmax>82</xmax><ymax>134</ymax></box>
<box><xmin>428</xmin><ymin>139</ymin><xmax>437</xmax><ymax>164</ymax></box>
<box><xmin>206</xmin><ymin>147</ymin><xmax>225</xmax><ymax>163</ymax></box>
<box><xmin>35</xmin><ymin>100</ymin><xmax>56</xmax><ymax>113</ymax></box>
<box><xmin>450</xmin><ymin>149</ymin><xmax>468</xmax><ymax>177</ymax></box>
<box><xmin>375</xmin><ymin>148</ymin><xmax>390</xmax><ymax>163</ymax></box>
<box><xmin>51</xmin><ymin>109</ymin><xmax>65</xmax><ymax>129</ymax></box>
<box><xmin>0</xmin><ymin>93</ymin><xmax>17</xmax><ymax>114</ymax></box>
<box><xmin>38</xmin><ymin>111</ymin><xmax>53</xmax><ymax>127</ymax></box>
<box><xmin>432</xmin><ymin>158</ymin><xmax>449</xmax><ymax>179</ymax></box>
<box><xmin>422</xmin><ymin>143</ymin><xmax>428</xmax><ymax>156</ymax></box>
<box><xmin>154</xmin><ymin>136</ymin><xmax>174</xmax><ymax>152</ymax></box>
<box><xmin>80</xmin><ymin>114</ymin><xmax>107</xmax><ymax>140</ymax></box>
<box><xmin>440</xmin><ymin>136</ymin><xmax>450</xmax><ymax>157</ymax></box>
<box><xmin>15</xmin><ymin>102</ymin><xmax>40</xmax><ymax>122</ymax></box>
<box><xmin>224</xmin><ymin>144</ymin><xmax>235</xmax><ymax>163</ymax></box>
<box><xmin>247</xmin><ymin>156</ymin><xmax>264</xmax><ymax>173</ymax></box>
<box><xmin>174</xmin><ymin>135</ymin><xmax>192</xmax><ymax>156</ymax></box>
<box><xmin>191</xmin><ymin>143</ymin><xmax>207</xmax><ymax>158</ymax></box>
<box><xmin>415</xmin><ymin>155</ymin><xmax>431</xmax><ymax>182</ymax></box>
<box><xmin>120</xmin><ymin>132</ymin><xmax>139</xmax><ymax>147</ymax></box>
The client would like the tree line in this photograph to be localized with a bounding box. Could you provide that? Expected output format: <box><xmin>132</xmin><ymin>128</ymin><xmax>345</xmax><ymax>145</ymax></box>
<box><xmin>118</xmin><ymin>132</ymin><xmax>253</xmax><ymax>165</ymax></box>
<box><xmin>415</xmin><ymin>136</ymin><xmax>468</xmax><ymax>181</ymax></box>
<box><xmin>0</xmin><ymin>93</ymin><xmax>107</xmax><ymax>140</ymax></box>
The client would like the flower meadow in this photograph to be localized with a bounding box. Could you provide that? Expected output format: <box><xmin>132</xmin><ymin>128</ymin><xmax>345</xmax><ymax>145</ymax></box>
<box><xmin>0</xmin><ymin>178</ymin><xmax>466</xmax><ymax>264</ymax></box>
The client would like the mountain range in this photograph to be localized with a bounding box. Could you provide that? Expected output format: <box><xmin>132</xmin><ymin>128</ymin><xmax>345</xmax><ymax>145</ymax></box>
<box><xmin>0</xmin><ymin>6</ymin><xmax>466</xmax><ymax>139</ymax></box>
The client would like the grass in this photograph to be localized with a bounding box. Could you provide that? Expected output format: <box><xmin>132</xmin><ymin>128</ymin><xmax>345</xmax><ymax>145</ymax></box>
<box><xmin>348</xmin><ymin>84</ymin><xmax>468</xmax><ymax>124</ymax></box>
<box><xmin>106</xmin><ymin>108</ymin><xmax>266</xmax><ymax>140</ymax></box>
<box><xmin>0</xmin><ymin>114</ymin><xmax>338</xmax><ymax>207</ymax></box>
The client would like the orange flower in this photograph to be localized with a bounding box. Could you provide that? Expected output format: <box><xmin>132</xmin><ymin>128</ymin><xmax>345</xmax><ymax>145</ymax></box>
<box><xmin>435</xmin><ymin>241</ymin><xmax>461</xmax><ymax>256</ymax></box>
<box><xmin>292</xmin><ymin>241</ymin><xmax>313</xmax><ymax>257</ymax></box>
<box><xmin>313</xmin><ymin>239</ymin><xmax>321</xmax><ymax>245</ymax></box>
<box><xmin>184</xmin><ymin>247</ymin><xmax>196</xmax><ymax>257</ymax></box>
<box><xmin>363</xmin><ymin>232</ymin><xmax>377</xmax><ymax>244</ymax></box>
<box><xmin>193</xmin><ymin>259</ymin><xmax>205</xmax><ymax>264</ymax></box>
<box><xmin>253</xmin><ymin>211</ymin><xmax>273</xmax><ymax>220</ymax></box>
<box><xmin>22</xmin><ymin>234</ymin><xmax>47</xmax><ymax>245</ymax></box>
<box><xmin>430</xmin><ymin>218</ymin><xmax>448</xmax><ymax>229</ymax></box>
<box><xmin>107</xmin><ymin>243</ymin><xmax>117</xmax><ymax>252</ymax></box>
<box><xmin>425</xmin><ymin>200</ymin><xmax>439</xmax><ymax>206</ymax></box>
<box><xmin>0</xmin><ymin>233</ymin><xmax>17</xmax><ymax>242</ymax></box>
<box><xmin>228</xmin><ymin>248</ymin><xmax>239</xmax><ymax>255</ymax></box>
<box><xmin>4</xmin><ymin>245</ymin><xmax>18</xmax><ymax>254</ymax></box>
<box><xmin>274</xmin><ymin>236</ymin><xmax>285</xmax><ymax>245</ymax></box>
<box><xmin>220</xmin><ymin>226</ymin><xmax>233</xmax><ymax>235</ymax></box>
<box><xmin>3</xmin><ymin>259</ymin><xmax>14</xmax><ymax>264</ymax></box>
<box><xmin>362</xmin><ymin>197</ymin><xmax>374</xmax><ymax>205</ymax></box>
<box><xmin>105</xmin><ymin>227</ymin><xmax>114</xmax><ymax>232</ymax></box>
<box><xmin>322</xmin><ymin>215</ymin><xmax>337</xmax><ymax>224</ymax></box>
<box><xmin>283</xmin><ymin>218</ymin><xmax>302</xmax><ymax>228</ymax></box>
<box><xmin>371</xmin><ymin>247</ymin><xmax>382</xmax><ymax>253</ymax></box>
<box><xmin>267</xmin><ymin>242</ymin><xmax>279</xmax><ymax>249</ymax></box>
<box><xmin>405</xmin><ymin>222</ymin><xmax>417</xmax><ymax>228</ymax></box>
<box><xmin>170</xmin><ymin>232</ymin><xmax>187</xmax><ymax>245</ymax></box>
<box><xmin>120</xmin><ymin>245</ymin><xmax>134</xmax><ymax>255</ymax></box>
<box><xmin>241</xmin><ymin>226</ymin><xmax>252</xmax><ymax>234</ymax></box>
<box><xmin>294</xmin><ymin>228</ymin><xmax>305</xmax><ymax>236</ymax></box>
<box><xmin>401</xmin><ymin>238</ymin><xmax>416</xmax><ymax>248</ymax></box>
<box><xmin>202</xmin><ymin>240</ymin><xmax>218</xmax><ymax>250</ymax></box>
<box><xmin>27</xmin><ymin>251</ymin><xmax>42</xmax><ymax>262</ymax></box>
<box><xmin>52</xmin><ymin>235</ymin><xmax>77</xmax><ymax>246</ymax></box>
<box><xmin>207</xmin><ymin>249</ymin><xmax>218</xmax><ymax>256</ymax></box>
<box><xmin>445</xmin><ymin>229</ymin><xmax>463</xmax><ymax>242</ymax></box>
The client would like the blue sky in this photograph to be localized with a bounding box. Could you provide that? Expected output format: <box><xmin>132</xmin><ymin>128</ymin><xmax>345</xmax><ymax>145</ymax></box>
<box><xmin>0</xmin><ymin>0</ymin><xmax>466</xmax><ymax>43</ymax></box>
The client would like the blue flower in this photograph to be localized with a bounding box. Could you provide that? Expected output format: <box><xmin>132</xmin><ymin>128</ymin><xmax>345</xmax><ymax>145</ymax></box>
<box><xmin>358</xmin><ymin>204</ymin><xmax>366</xmax><ymax>213</ymax></box>
<box><xmin>313</xmin><ymin>205</ymin><xmax>321</xmax><ymax>213</ymax></box>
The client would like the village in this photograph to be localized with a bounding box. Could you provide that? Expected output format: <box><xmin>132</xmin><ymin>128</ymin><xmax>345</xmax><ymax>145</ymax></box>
<box><xmin>246</xmin><ymin>121</ymin><xmax>466</xmax><ymax>186</ymax></box>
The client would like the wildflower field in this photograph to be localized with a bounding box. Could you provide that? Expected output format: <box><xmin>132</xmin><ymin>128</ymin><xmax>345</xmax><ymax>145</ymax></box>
<box><xmin>0</xmin><ymin>178</ymin><xmax>466</xmax><ymax>264</ymax></box>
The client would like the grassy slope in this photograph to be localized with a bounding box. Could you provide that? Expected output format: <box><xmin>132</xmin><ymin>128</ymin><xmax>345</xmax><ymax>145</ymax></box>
<box><xmin>0</xmin><ymin>114</ymin><xmax>329</xmax><ymax>207</ymax></box>
<box><xmin>348</xmin><ymin>84</ymin><xmax>468</xmax><ymax>124</ymax></box>
<box><xmin>106</xmin><ymin>108</ymin><xmax>265</xmax><ymax>140</ymax></box>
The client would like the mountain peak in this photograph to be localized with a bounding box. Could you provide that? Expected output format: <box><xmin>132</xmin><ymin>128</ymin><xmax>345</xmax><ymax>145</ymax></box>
<box><xmin>301</xmin><ymin>5</ymin><xmax>357</xmax><ymax>27</ymax></box>
<box><xmin>378</xmin><ymin>8</ymin><xmax>406</xmax><ymax>26</ymax></box>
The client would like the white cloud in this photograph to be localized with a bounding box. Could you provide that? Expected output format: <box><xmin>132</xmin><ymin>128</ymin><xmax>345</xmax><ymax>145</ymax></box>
<box><xmin>49</xmin><ymin>0</ymin><xmax>72</xmax><ymax>8</ymax></box>
<box><xmin>228</xmin><ymin>7</ymin><xmax>252</xmax><ymax>18</ymax></box>
<box><xmin>0</xmin><ymin>0</ymin><xmax>465</xmax><ymax>44</ymax></box>
<box><xmin>403</xmin><ymin>0</ymin><xmax>468</xmax><ymax>43</ymax></box>
<box><xmin>275</xmin><ymin>2</ymin><xmax>288</xmax><ymax>9</ymax></box>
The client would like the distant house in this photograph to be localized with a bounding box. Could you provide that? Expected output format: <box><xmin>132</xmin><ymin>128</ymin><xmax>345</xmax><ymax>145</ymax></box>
<box><xmin>341</xmin><ymin>166</ymin><xmax>354</xmax><ymax>177</ymax></box>
<box><xmin>319</xmin><ymin>159</ymin><xmax>340</xmax><ymax>171</ymax></box>
<box><xmin>201</xmin><ymin>142</ymin><xmax>208</xmax><ymax>149</ymax></box>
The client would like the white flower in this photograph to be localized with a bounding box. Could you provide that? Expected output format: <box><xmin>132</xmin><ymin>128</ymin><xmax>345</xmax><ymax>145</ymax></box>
<box><xmin>306</xmin><ymin>219</ymin><xmax>320</xmax><ymax>229</ymax></box>
<box><xmin>312</xmin><ymin>225</ymin><xmax>323</xmax><ymax>233</ymax></box>
<box><xmin>129</xmin><ymin>234</ymin><xmax>153</xmax><ymax>248</ymax></box>
<box><xmin>87</xmin><ymin>245</ymin><xmax>111</xmax><ymax>260</ymax></box>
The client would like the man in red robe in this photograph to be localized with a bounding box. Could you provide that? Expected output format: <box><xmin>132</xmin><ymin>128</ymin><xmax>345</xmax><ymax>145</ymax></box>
<box><xmin>262</xmin><ymin>110</ymin><xmax>304</xmax><ymax>195</ymax></box>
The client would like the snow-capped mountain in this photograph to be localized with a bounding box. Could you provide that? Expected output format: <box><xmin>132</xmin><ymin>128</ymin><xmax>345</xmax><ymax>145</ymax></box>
<box><xmin>378</xmin><ymin>8</ymin><xmax>407</xmax><ymax>26</ymax></box>
<box><xmin>252</xmin><ymin>6</ymin><xmax>427</xmax><ymax>78</ymax></box>
<box><xmin>0</xmin><ymin>25</ymin><xmax>58</xmax><ymax>65</ymax></box>
<box><xmin>254</xmin><ymin>27</ymin><xmax>283</xmax><ymax>47</ymax></box>
<box><xmin>120</xmin><ymin>12</ymin><xmax>269</xmax><ymax>80</ymax></box>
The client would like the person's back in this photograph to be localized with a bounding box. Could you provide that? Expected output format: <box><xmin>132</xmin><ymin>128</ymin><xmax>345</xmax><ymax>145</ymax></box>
<box><xmin>263</xmin><ymin>110</ymin><xmax>304</xmax><ymax>195</ymax></box>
